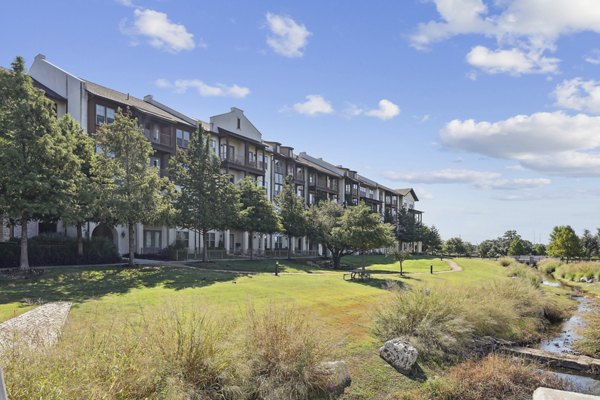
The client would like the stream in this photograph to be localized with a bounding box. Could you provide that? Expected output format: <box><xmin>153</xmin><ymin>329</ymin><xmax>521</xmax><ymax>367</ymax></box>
<box><xmin>539</xmin><ymin>283</ymin><xmax>600</xmax><ymax>395</ymax></box>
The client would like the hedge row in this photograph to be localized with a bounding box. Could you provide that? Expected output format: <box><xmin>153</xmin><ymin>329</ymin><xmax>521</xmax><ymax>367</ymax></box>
<box><xmin>0</xmin><ymin>234</ymin><xmax>121</xmax><ymax>268</ymax></box>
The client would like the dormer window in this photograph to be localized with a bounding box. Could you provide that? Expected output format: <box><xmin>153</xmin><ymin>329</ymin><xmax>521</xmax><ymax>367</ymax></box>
<box><xmin>236</xmin><ymin>117</ymin><xmax>241</xmax><ymax>129</ymax></box>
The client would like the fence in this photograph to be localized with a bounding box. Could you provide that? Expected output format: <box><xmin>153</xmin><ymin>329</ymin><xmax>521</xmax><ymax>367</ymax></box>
<box><xmin>167</xmin><ymin>248</ymin><xmax>321</xmax><ymax>261</ymax></box>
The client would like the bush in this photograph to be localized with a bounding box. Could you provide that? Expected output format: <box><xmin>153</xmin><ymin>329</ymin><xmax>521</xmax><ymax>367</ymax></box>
<box><xmin>2</xmin><ymin>310</ymin><xmax>236</xmax><ymax>400</ymax></box>
<box><xmin>555</xmin><ymin>262</ymin><xmax>600</xmax><ymax>282</ymax></box>
<box><xmin>537</xmin><ymin>259</ymin><xmax>562</xmax><ymax>274</ymax></box>
<box><xmin>374</xmin><ymin>280</ymin><xmax>570</xmax><ymax>362</ymax></box>
<box><xmin>498</xmin><ymin>256</ymin><xmax>515</xmax><ymax>267</ymax></box>
<box><xmin>403</xmin><ymin>354</ymin><xmax>570</xmax><ymax>400</ymax></box>
<box><xmin>506</xmin><ymin>264</ymin><xmax>543</xmax><ymax>288</ymax></box>
<box><xmin>240</xmin><ymin>304</ymin><xmax>334</xmax><ymax>400</ymax></box>
<box><xmin>0</xmin><ymin>234</ymin><xmax>120</xmax><ymax>268</ymax></box>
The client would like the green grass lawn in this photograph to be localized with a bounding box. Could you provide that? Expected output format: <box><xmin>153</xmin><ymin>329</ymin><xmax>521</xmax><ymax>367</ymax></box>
<box><xmin>0</xmin><ymin>256</ymin><xmax>576</xmax><ymax>399</ymax></box>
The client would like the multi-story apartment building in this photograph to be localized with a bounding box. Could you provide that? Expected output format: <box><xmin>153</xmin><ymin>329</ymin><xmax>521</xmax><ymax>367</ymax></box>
<box><xmin>5</xmin><ymin>54</ymin><xmax>424</xmax><ymax>257</ymax></box>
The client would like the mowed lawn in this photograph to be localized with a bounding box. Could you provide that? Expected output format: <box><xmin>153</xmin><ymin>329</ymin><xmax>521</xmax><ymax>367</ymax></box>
<box><xmin>0</xmin><ymin>257</ymin><xmax>546</xmax><ymax>399</ymax></box>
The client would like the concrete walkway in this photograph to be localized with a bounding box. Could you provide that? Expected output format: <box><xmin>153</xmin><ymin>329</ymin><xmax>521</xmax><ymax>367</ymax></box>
<box><xmin>0</xmin><ymin>302</ymin><xmax>72</xmax><ymax>354</ymax></box>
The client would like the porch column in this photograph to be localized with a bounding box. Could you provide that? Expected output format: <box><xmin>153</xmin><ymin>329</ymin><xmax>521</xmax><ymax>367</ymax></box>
<box><xmin>136</xmin><ymin>223</ymin><xmax>144</xmax><ymax>254</ymax></box>
<box><xmin>242</xmin><ymin>232</ymin><xmax>249</xmax><ymax>255</ymax></box>
<box><xmin>224</xmin><ymin>230</ymin><xmax>231</xmax><ymax>254</ymax></box>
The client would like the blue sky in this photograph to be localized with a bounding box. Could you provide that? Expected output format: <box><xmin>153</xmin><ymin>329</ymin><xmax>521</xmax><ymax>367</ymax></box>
<box><xmin>2</xmin><ymin>0</ymin><xmax>600</xmax><ymax>244</ymax></box>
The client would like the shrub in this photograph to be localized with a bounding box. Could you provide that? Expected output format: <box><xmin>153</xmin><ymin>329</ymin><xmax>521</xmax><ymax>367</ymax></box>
<box><xmin>2</xmin><ymin>309</ymin><xmax>235</xmax><ymax>400</ymax></box>
<box><xmin>537</xmin><ymin>259</ymin><xmax>562</xmax><ymax>274</ymax></box>
<box><xmin>374</xmin><ymin>280</ymin><xmax>570</xmax><ymax>362</ymax></box>
<box><xmin>239</xmin><ymin>304</ymin><xmax>334</xmax><ymax>400</ymax></box>
<box><xmin>403</xmin><ymin>354</ymin><xmax>570</xmax><ymax>400</ymax></box>
<box><xmin>0</xmin><ymin>234</ymin><xmax>120</xmax><ymax>268</ymax></box>
<box><xmin>555</xmin><ymin>262</ymin><xmax>600</xmax><ymax>282</ymax></box>
<box><xmin>506</xmin><ymin>264</ymin><xmax>543</xmax><ymax>288</ymax></box>
<box><xmin>498</xmin><ymin>256</ymin><xmax>515</xmax><ymax>267</ymax></box>
<box><xmin>373</xmin><ymin>287</ymin><xmax>473</xmax><ymax>361</ymax></box>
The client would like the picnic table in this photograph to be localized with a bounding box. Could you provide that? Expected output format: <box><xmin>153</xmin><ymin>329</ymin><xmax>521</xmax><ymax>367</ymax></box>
<box><xmin>344</xmin><ymin>268</ymin><xmax>372</xmax><ymax>281</ymax></box>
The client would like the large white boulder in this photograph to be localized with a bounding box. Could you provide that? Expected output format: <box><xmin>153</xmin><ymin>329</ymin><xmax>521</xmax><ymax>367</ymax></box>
<box><xmin>379</xmin><ymin>338</ymin><xmax>418</xmax><ymax>372</ymax></box>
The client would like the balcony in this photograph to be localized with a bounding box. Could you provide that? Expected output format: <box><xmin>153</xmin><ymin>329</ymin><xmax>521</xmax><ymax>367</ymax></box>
<box><xmin>146</xmin><ymin>132</ymin><xmax>172</xmax><ymax>148</ymax></box>
<box><xmin>221</xmin><ymin>154</ymin><xmax>265</xmax><ymax>173</ymax></box>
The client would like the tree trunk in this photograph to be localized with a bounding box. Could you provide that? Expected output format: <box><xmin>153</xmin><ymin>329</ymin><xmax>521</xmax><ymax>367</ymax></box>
<box><xmin>332</xmin><ymin>252</ymin><xmax>341</xmax><ymax>269</ymax></box>
<box><xmin>399</xmin><ymin>261</ymin><xmax>403</xmax><ymax>276</ymax></box>
<box><xmin>249</xmin><ymin>231</ymin><xmax>254</xmax><ymax>260</ymax></box>
<box><xmin>19</xmin><ymin>214</ymin><xmax>29</xmax><ymax>271</ymax></box>
<box><xmin>76</xmin><ymin>222</ymin><xmax>84</xmax><ymax>257</ymax></box>
<box><xmin>128</xmin><ymin>222</ymin><xmax>135</xmax><ymax>266</ymax></box>
<box><xmin>202</xmin><ymin>229</ymin><xmax>209</xmax><ymax>263</ymax></box>
<box><xmin>287</xmin><ymin>234</ymin><xmax>292</xmax><ymax>260</ymax></box>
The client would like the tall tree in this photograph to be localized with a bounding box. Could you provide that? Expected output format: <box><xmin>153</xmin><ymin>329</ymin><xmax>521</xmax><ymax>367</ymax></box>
<box><xmin>547</xmin><ymin>225</ymin><xmax>582</xmax><ymax>263</ymax></box>
<box><xmin>58</xmin><ymin>115</ymin><xmax>100</xmax><ymax>257</ymax></box>
<box><xmin>508</xmin><ymin>237</ymin><xmax>526</xmax><ymax>256</ymax></box>
<box><xmin>94</xmin><ymin>108</ymin><xmax>174</xmax><ymax>266</ymax></box>
<box><xmin>307</xmin><ymin>201</ymin><xmax>395</xmax><ymax>269</ymax></box>
<box><xmin>275</xmin><ymin>177</ymin><xmax>307</xmax><ymax>260</ymax></box>
<box><xmin>236</xmin><ymin>177</ymin><xmax>281</xmax><ymax>260</ymax></box>
<box><xmin>395</xmin><ymin>207</ymin><xmax>418</xmax><ymax>249</ymax></box>
<box><xmin>421</xmin><ymin>224</ymin><xmax>442</xmax><ymax>254</ymax></box>
<box><xmin>442</xmin><ymin>237</ymin><xmax>467</xmax><ymax>256</ymax></box>
<box><xmin>0</xmin><ymin>57</ymin><xmax>79</xmax><ymax>271</ymax></box>
<box><xmin>581</xmin><ymin>229</ymin><xmax>599</xmax><ymax>260</ymax></box>
<box><xmin>170</xmin><ymin>126</ymin><xmax>239</xmax><ymax>262</ymax></box>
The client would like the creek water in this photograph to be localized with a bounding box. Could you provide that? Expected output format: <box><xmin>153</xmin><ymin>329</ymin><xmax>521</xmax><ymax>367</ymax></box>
<box><xmin>538</xmin><ymin>285</ymin><xmax>600</xmax><ymax>395</ymax></box>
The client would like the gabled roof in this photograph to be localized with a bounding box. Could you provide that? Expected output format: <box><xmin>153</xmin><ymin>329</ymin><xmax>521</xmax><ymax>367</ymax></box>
<box><xmin>84</xmin><ymin>80</ymin><xmax>193</xmax><ymax>127</ymax></box>
<box><xmin>395</xmin><ymin>188</ymin><xmax>419</xmax><ymax>201</ymax></box>
<box><xmin>298</xmin><ymin>153</ymin><xmax>344</xmax><ymax>177</ymax></box>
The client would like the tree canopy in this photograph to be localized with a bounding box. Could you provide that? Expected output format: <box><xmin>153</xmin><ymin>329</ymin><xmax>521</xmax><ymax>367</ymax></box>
<box><xmin>275</xmin><ymin>176</ymin><xmax>307</xmax><ymax>259</ymax></box>
<box><xmin>547</xmin><ymin>225</ymin><xmax>582</xmax><ymax>263</ymax></box>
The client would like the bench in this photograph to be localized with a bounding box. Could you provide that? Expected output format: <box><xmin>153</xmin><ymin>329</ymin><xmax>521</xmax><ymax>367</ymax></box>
<box><xmin>344</xmin><ymin>269</ymin><xmax>372</xmax><ymax>281</ymax></box>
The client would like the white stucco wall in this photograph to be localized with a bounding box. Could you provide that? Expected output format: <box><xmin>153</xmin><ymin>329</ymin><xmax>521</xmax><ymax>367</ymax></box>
<box><xmin>28</xmin><ymin>54</ymin><xmax>88</xmax><ymax>131</ymax></box>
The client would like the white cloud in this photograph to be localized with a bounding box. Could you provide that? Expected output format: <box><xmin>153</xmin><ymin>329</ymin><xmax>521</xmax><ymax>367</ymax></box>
<box><xmin>265</xmin><ymin>13</ymin><xmax>311</xmax><ymax>58</ymax></box>
<box><xmin>584</xmin><ymin>49</ymin><xmax>600</xmax><ymax>65</ymax></box>
<box><xmin>416</xmin><ymin>187</ymin><xmax>434</xmax><ymax>200</ymax></box>
<box><xmin>346</xmin><ymin>99</ymin><xmax>400</xmax><ymax>120</ymax></box>
<box><xmin>554</xmin><ymin>78</ymin><xmax>600</xmax><ymax>114</ymax></box>
<box><xmin>466</xmin><ymin>45</ymin><xmax>559</xmax><ymax>75</ymax></box>
<box><xmin>292</xmin><ymin>95</ymin><xmax>333</xmax><ymax>116</ymax></box>
<box><xmin>382</xmin><ymin>168</ymin><xmax>550</xmax><ymax>190</ymax></box>
<box><xmin>412</xmin><ymin>0</ymin><xmax>600</xmax><ymax>75</ymax></box>
<box><xmin>155</xmin><ymin>79</ymin><xmax>250</xmax><ymax>98</ymax></box>
<box><xmin>441</xmin><ymin>111</ymin><xmax>600</xmax><ymax>176</ymax></box>
<box><xmin>122</xmin><ymin>9</ymin><xmax>196</xmax><ymax>53</ymax></box>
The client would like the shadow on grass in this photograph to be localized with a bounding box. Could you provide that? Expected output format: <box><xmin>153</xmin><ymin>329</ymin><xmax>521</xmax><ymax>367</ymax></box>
<box><xmin>186</xmin><ymin>259</ymin><xmax>328</xmax><ymax>274</ymax></box>
<box><xmin>344</xmin><ymin>277</ymin><xmax>411</xmax><ymax>290</ymax></box>
<box><xmin>0</xmin><ymin>265</ymin><xmax>239</xmax><ymax>305</ymax></box>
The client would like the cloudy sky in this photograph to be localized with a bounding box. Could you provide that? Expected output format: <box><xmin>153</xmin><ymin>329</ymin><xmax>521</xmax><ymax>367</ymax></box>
<box><xmin>1</xmin><ymin>0</ymin><xmax>600</xmax><ymax>244</ymax></box>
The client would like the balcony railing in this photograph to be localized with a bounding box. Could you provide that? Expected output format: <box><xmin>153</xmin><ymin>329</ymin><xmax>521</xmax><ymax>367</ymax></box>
<box><xmin>146</xmin><ymin>132</ymin><xmax>171</xmax><ymax>147</ymax></box>
<box><xmin>221</xmin><ymin>155</ymin><xmax>264</xmax><ymax>170</ymax></box>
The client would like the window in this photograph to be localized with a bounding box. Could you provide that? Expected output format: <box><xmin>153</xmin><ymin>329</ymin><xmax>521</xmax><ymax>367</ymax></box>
<box><xmin>208</xmin><ymin>232</ymin><xmax>217</xmax><ymax>248</ymax></box>
<box><xmin>274</xmin><ymin>236</ymin><xmax>283</xmax><ymax>249</ymax></box>
<box><xmin>308</xmin><ymin>193</ymin><xmax>315</xmax><ymax>205</ymax></box>
<box><xmin>352</xmin><ymin>184</ymin><xmax>358</xmax><ymax>191</ymax></box>
<box><xmin>287</xmin><ymin>165</ymin><xmax>294</xmax><ymax>177</ymax></box>
<box><xmin>309</xmin><ymin>174</ymin><xmax>315</xmax><ymax>184</ymax></box>
<box><xmin>345</xmin><ymin>184</ymin><xmax>350</xmax><ymax>193</ymax></box>
<box><xmin>176</xmin><ymin>231</ymin><xmax>189</xmax><ymax>247</ymax></box>
<box><xmin>274</xmin><ymin>172</ymin><xmax>283</xmax><ymax>196</ymax></box>
<box><xmin>220</xmin><ymin>144</ymin><xmax>228</xmax><ymax>159</ymax></box>
<box><xmin>229</xmin><ymin>174</ymin><xmax>235</xmax><ymax>184</ymax></box>
<box><xmin>257</xmin><ymin>176</ymin><xmax>264</xmax><ymax>187</ymax></box>
<box><xmin>210</xmin><ymin>139</ymin><xmax>217</xmax><ymax>152</ymax></box>
<box><xmin>248</xmin><ymin>152</ymin><xmax>255</xmax><ymax>163</ymax></box>
<box><xmin>236</xmin><ymin>117</ymin><xmax>241</xmax><ymax>129</ymax></box>
<box><xmin>96</xmin><ymin>104</ymin><xmax>115</xmax><ymax>126</ymax></box>
<box><xmin>176</xmin><ymin>129</ymin><xmax>190</xmax><ymax>148</ymax></box>
<box><xmin>274</xmin><ymin>159</ymin><xmax>282</xmax><ymax>173</ymax></box>
<box><xmin>144</xmin><ymin>230</ymin><xmax>162</xmax><ymax>250</ymax></box>
<box><xmin>296</xmin><ymin>185</ymin><xmax>304</xmax><ymax>198</ymax></box>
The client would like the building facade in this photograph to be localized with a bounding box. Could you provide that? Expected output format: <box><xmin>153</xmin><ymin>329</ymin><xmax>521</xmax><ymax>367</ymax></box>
<box><xmin>7</xmin><ymin>54</ymin><xmax>424</xmax><ymax>257</ymax></box>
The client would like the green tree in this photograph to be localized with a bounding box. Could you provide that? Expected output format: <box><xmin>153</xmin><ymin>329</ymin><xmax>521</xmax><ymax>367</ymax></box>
<box><xmin>57</xmin><ymin>115</ymin><xmax>100</xmax><ymax>257</ymax></box>
<box><xmin>307</xmin><ymin>201</ymin><xmax>395</xmax><ymax>269</ymax></box>
<box><xmin>236</xmin><ymin>177</ymin><xmax>281</xmax><ymax>260</ymax></box>
<box><xmin>478</xmin><ymin>240</ymin><xmax>495</xmax><ymax>258</ymax></box>
<box><xmin>547</xmin><ymin>225</ymin><xmax>582</xmax><ymax>263</ymax></box>
<box><xmin>94</xmin><ymin>108</ymin><xmax>174</xmax><ymax>266</ymax></box>
<box><xmin>508</xmin><ymin>238</ymin><xmax>526</xmax><ymax>256</ymax></box>
<box><xmin>581</xmin><ymin>229</ymin><xmax>599</xmax><ymax>260</ymax></box>
<box><xmin>392</xmin><ymin>249</ymin><xmax>411</xmax><ymax>276</ymax></box>
<box><xmin>0</xmin><ymin>57</ymin><xmax>79</xmax><ymax>271</ymax></box>
<box><xmin>442</xmin><ymin>237</ymin><xmax>466</xmax><ymax>256</ymax></box>
<box><xmin>532</xmin><ymin>243</ymin><xmax>546</xmax><ymax>256</ymax></box>
<box><xmin>421</xmin><ymin>224</ymin><xmax>442</xmax><ymax>254</ymax></box>
<box><xmin>395</xmin><ymin>207</ymin><xmax>417</xmax><ymax>247</ymax></box>
<box><xmin>170</xmin><ymin>126</ymin><xmax>239</xmax><ymax>262</ymax></box>
<box><xmin>275</xmin><ymin>176</ymin><xmax>307</xmax><ymax>260</ymax></box>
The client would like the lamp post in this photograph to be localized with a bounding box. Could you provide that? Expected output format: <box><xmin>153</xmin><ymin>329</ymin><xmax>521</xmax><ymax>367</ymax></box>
<box><xmin>275</xmin><ymin>261</ymin><xmax>279</xmax><ymax>276</ymax></box>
